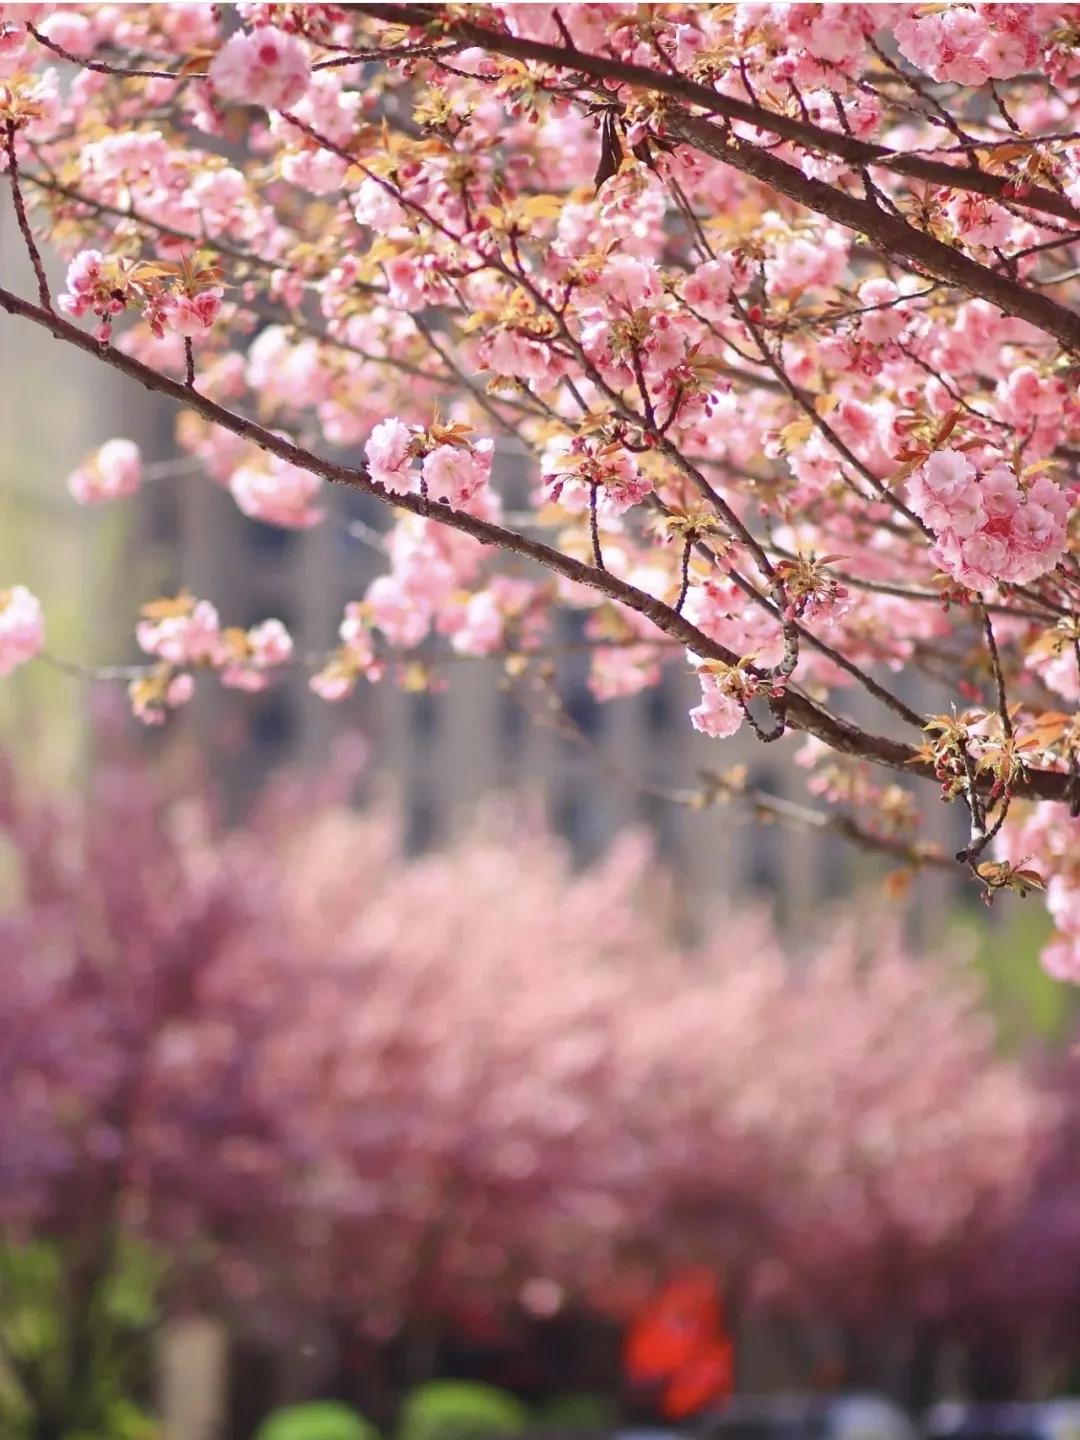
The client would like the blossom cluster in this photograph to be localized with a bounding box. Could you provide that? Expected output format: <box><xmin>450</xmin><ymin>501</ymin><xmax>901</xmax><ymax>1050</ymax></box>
<box><xmin>131</xmin><ymin>593</ymin><xmax>293</xmax><ymax>722</ymax></box>
<box><xmin>365</xmin><ymin>417</ymin><xmax>495</xmax><ymax>510</ymax></box>
<box><xmin>309</xmin><ymin>601</ymin><xmax>382</xmax><ymax>702</ymax></box>
<box><xmin>67</xmin><ymin>439</ymin><xmax>142</xmax><ymax>505</ymax></box>
<box><xmin>208</xmin><ymin>23</ymin><xmax>311</xmax><ymax>112</ymax></box>
<box><xmin>230</xmin><ymin>453</ymin><xmax>323</xmax><ymax>529</ymax></box>
<box><xmin>0</xmin><ymin>756</ymin><xmax>1060</xmax><ymax>1340</ymax></box>
<box><xmin>542</xmin><ymin>435</ymin><xmax>653</xmax><ymax>516</ymax></box>
<box><xmin>894</xmin><ymin>7</ymin><xmax>1044</xmax><ymax>86</ymax></box>
<box><xmin>999</xmin><ymin>803</ymin><xmax>1080</xmax><ymax>984</ymax></box>
<box><xmin>59</xmin><ymin>250</ymin><xmax>222</xmax><ymax>346</ymax></box>
<box><xmin>908</xmin><ymin>450</ymin><xmax>1070</xmax><ymax>592</ymax></box>
<box><xmin>0</xmin><ymin>587</ymin><xmax>44</xmax><ymax>677</ymax></box>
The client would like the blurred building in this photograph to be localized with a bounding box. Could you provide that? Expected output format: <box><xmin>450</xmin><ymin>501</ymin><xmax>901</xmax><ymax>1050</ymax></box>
<box><xmin>141</xmin><ymin>441</ymin><xmax>962</xmax><ymax>936</ymax></box>
<box><xmin>0</xmin><ymin>211</ymin><xmax>960</xmax><ymax>932</ymax></box>
<box><xmin>0</xmin><ymin>224</ymin><xmax>997</xmax><ymax>1440</ymax></box>
<box><xmin>139</xmin><ymin>468</ymin><xmax>837</xmax><ymax>914</ymax></box>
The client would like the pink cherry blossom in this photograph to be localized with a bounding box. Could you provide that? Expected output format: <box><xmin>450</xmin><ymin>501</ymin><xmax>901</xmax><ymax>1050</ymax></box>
<box><xmin>543</xmin><ymin>436</ymin><xmax>652</xmax><ymax>516</ymax></box>
<box><xmin>682</xmin><ymin>256</ymin><xmax>741</xmax><ymax>318</ymax></box>
<box><xmin>130</xmin><ymin>669</ymin><xmax>194</xmax><ymax>724</ymax></box>
<box><xmin>67</xmin><ymin>438</ymin><xmax>142</xmax><ymax>504</ymax></box>
<box><xmin>999</xmin><ymin>366</ymin><xmax>1067</xmax><ymax>421</ymax></box>
<box><xmin>999</xmin><ymin>802</ymin><xmax>1080</xmax><ymax>981</ymax></box>
<box><xmin>35</xmin><ymin>10</ymin><xmax>93</xmax><ymax>56</ymax></box>
<box><xmin>689</xmin><ymin>671</ymin><xmax>744</xmax><ymax>740</ymax></box>
<box><xmin>57</xmin><ymin>249</ymin><xmax>105</xmax><ymax>320</ymax></box>
<box><xmin>595</xmin><ymin>253</ymin><xmax>661</xmax><ymax>308</ymax></box>
<box><xmin>421</xmin><ymin>438</ymin><xmax>493</xmax><ymax>508</ymax></box>
<box><xmin>208</xmin><ymin>24</ymin><xmax>310</xmax><ymax>111</ymax></box>
<box><xmin>365</xmin><ymin>418</ymin><xmax>417</xmax><ymax>494</ymax></box>
<box><xmin>220</xmin><ymin>618</ymin><xmax>294</xmax><ymax>691</ymax></box>
<box><xmin>308</xmin><ymin>667</ymin><xmax>354</xmax><ymax>703</ymax></box>
<box><xmin>353</xmin><ymin>177</ymin><xmax>409</xmax><ymax>231</ymax></box>
<box><xmin>444</xmin><ymin>590</ymin><xmax>503</xmax><ymax>655</ymax></box>
<box><xmin>62</xmin><ymin>246</ymin><xmax>102</xmax><ymax>294</ymax></box>
<box><xmin>229</xmin><ymin>455</ymin><xmax>323</xmax><ymax>529</ymax></box>
<box><xmin>0</xmin><ymin>586</ymin><xmax>44</xmax><ymax>676</ymax></box>
<box><xmin>308</xmin><ymin>601</ymin><xmax>383</xmax><ymax>701</ymax></box>
<box><xmin>1041</xmin><ymin>938</ymin><xmax>1080</xmax><ymax>984</ymax></box>
<box><xmin>365</xmin><ymin>573</ymin><xmax>432</xmax><ymax>648</ymax></box>
<box><xmin>588</xmin><ymin>644</ymin><xmax>662</xmax><ymax>700</ymax></box>
<box><xmin>910</xmin><ymin>451</ymin><xmax>1068</xmax><ymax>591</ymax></box>
<box><xmin>136</xmin><ymin>598</ymin><xmax>223</xmax><ymax>667</ymax></box>
<box><xmin>162</xmin><ymin>289</ymin><xmax>223</xmax><ymax>337</ymax></box>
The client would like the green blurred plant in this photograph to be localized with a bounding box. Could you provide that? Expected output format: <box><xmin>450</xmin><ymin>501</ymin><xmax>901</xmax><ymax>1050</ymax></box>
<box><xmin>0</xmin><ymin>1235</ymin><xmax>163</xmax><ymax>1440</ymax></box>
<box><xmin>537</xmin><ymin>1393</ymin><xmax>618</xmax><ymax>1428</ymax></box>
<box><xmin>950</xmin><ymin>899</ymin><xmax>1080</xmax><ymax>1052</ymax></box>
<box><xmin>397</xmin><ymin>1382</ymin><xmax>530</xmax><ymax>1440</ymax></box>
<box><xmin>257</xmin><ymin>1399</ymin><xmax>382</xmax><ymax>1440</ymax></box>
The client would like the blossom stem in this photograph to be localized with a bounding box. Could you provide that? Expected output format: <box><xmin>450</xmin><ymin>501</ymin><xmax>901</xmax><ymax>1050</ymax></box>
<box><xmin>980</xmin><ymin>604</ymin><xmax>1014</xmax><ymax>741</ymax></box>
<box><xmin>4</xmin><ymin>123</ymin><xmax>52</xmax><ymax>312</ymax></box>
<box><xmin>675</xmin><ymin>538</ymin><xmax>692</xmax><ymax>615</ymax></box>
<box><xmin>588</xmin><ymin>482</ymin><xmax>604</xmax><ymax>571</ymax></box>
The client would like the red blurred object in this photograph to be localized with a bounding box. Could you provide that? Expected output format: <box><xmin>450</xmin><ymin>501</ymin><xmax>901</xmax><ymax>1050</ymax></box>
<box><xmin>623</xmin><ymin>1267</ymin><xmax>734</xmax><ymax>1418</ymax></box>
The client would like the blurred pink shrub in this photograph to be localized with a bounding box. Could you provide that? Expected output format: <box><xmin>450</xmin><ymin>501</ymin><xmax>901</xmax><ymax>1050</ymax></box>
<box><xmin>0</xmin><ymin>753</ymin><xmax>1066</xmax><ymax>1343</ymax></box>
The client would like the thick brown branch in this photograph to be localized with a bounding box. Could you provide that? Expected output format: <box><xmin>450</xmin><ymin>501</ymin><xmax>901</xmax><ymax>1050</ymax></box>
<box><xmin>350</xmin><ymin>9</ymin><xmax>1080</xmax><ymax>352</ymax></box>
<box><xmin>0</xmin><ymin>284</ymin><xmax>1072</xmax><ymax>805</ymax></box>
<box><xmin>671</xmin><ymin>114</ymin><xmax>1080</xmax><ymax>355</ymax></box>
<box><xmin>0</xmin><ymin>282</ymin><xmax>734</xmax><ymax>661</ymax></box>
<box><xmin>352</xmin><ymin>5</ymin><xmax>1080</xmax><ymax>224</ymax></box>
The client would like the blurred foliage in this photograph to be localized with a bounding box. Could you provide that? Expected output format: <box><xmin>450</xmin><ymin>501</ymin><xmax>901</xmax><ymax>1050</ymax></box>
<box><xmin>0</xmin><ymin>239</ymin><xmax>153</xmax><ymax>787</ymax></box>
<box><xmin>397</xmin><ymin>1382</ymin><xmax>530</xmax><ymax>1440</ymax></box>
<box><xmin>255</xmin><ymin>1390</ymin><xmax>614</xmax><ymax>1440</ymax></box>
<box><xmin>950</xmin><ymin>899</ymin><xmax>1080</xmax><ymax>1052</ymax></box>
<box><xmin>258</xmin><ymin>1400</ymin><xmax>382</xmax><ymax>1440</ymax></box>
<box><xmin>0</xmin><ymin>1235</ymin><xmax>163</xmax><ymax>1439</ymax></box>
<box><xmin>537</xmin><ymin>1393</ymin><xmax>618</xmax><ymax>1428</ymax></box>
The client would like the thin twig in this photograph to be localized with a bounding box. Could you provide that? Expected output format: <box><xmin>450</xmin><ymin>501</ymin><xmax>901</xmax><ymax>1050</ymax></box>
<box><xmin>588</xmin><ymin>482</ymin><xmax>604</xmax><ymax>570</ymax></box>
<box><xmin>4</xmin><ymin>123</ymin><xmax>52</xmax><ymax>310</ymax></box>
<box><xmin>980</xmin><ymin>603</ymin><xmax>1013</xmax><ymax>740</ymax></box>
<box><xmin>675</xmin><ymin>537</ymin><xmax>692</xmax><ymax>615</ymax></box>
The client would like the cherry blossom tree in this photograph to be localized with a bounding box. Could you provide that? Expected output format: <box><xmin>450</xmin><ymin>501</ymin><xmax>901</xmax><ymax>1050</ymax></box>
<box><xmin>0</xmin><ymin>749</ymin><xmax>1066</xmax><ymax>1420</ymax></box>
<box><xmin>0</xmin><ymin>5</ymin><xmax>1079</xmax><ymax>970</ymax></box>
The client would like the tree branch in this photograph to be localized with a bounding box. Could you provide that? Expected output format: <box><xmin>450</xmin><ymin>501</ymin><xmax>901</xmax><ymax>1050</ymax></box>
<box><xmin>671</xmin><ymin>113</ymin><xmax>1080</xmax><ymax>354</ymax></box>
<box><xmin>0</xmin><ymin>291</ymin><xmax>1071</xmax><ymax>804</ymax></box>
<box><xmin>350</xmin><ymin>5</ymin><xmax>1080</xmax><ymax>225</ymax></box>
<box><xmin>348</xmin><ymin>9</ymin><xmax>1080</xmax><ymax>351</ymax></box>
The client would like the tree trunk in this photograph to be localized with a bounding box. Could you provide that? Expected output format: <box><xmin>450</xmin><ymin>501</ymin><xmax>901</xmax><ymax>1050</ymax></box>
<box><xmin>905</xmin><ymin>1322</ymin><xmax>943</xmax><ymax>1412</ymax></box>
<box><xmin>966</xmin><ymin>1323</ymin><xmax>1022</xmax><ymax>1403</ymax></box>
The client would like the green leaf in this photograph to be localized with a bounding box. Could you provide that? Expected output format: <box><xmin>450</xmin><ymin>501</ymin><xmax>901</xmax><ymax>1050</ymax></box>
<box><xmin>258</xmin><ymin>1400</ymin><xmax>382</xmax><ymax>1440</ymax></box>
<box><xmin>397</xmin><ymin>1383</ymin><xmax>529</xmax><ymax>1440</ymax></box>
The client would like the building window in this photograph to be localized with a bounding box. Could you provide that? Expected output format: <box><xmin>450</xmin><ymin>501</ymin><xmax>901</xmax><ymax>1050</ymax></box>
<box><xmin>639</xmin><ymin>790</ymin><xmax>681</xmax><ymax>861</ymax></box>
<box><xmin>410</xmin><ymin>690</ymin><xmax>439</xmax><ymax>743</ymax></box>
<box><xmin>746</xmin><ymin>769</ymin><xmax>781</xmax><ymax>892</ymax></box>
<box><xmin>550</xmin><ymin>782</ymin><xmax>607</xmax><ymax>863</ymax></box>
<box><xmin>250</xmin><ymin>689</ymin><xmax>296</xmax><ymax>752</ymax></box>
<box><xmin>498</xmin><ymin>689</ymin><xmax>526</xmax><ymax>757</ymax></box>
<box><xmin>560</xmin><ymin>673</ymin><xmax>602</xmax><ymax>740</ymax></box>
<box><xmin>245</xmin><ymin>518</ymin><xmax>296</xmax><ymax>555</ymax></box>
<box><xmin>405</xmin><ymin>788</ymin><xmax>438</xmax><ymax>854</ymax></box>
<box><xmin>644</xmin><ymin>673</ymin><xmax>674</xmax><ymax>736</ymax></box>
